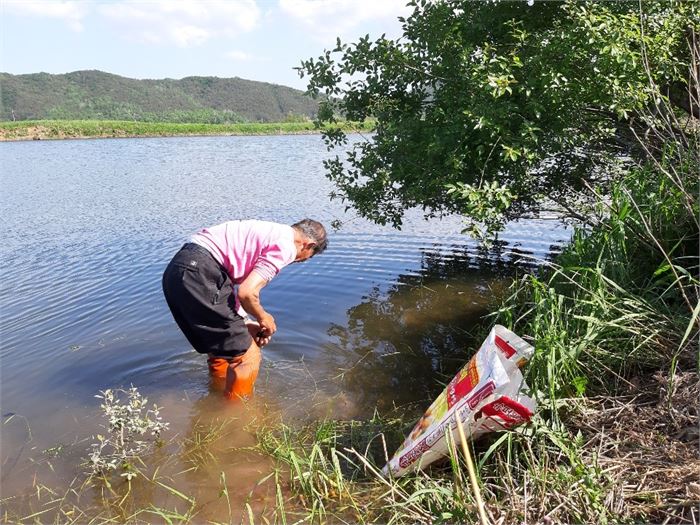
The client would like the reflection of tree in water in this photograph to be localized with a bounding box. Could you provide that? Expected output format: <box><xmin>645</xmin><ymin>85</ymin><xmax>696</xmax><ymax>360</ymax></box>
<box><xmin>322</xmin><ymin>241</ymin><xmax>543</xmax><ymax>416</ymax></box>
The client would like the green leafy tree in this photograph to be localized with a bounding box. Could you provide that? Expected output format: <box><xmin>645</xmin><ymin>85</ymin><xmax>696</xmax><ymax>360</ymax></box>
<box><xmin>299</xmin><ymin>0</ymin><xmax>698</xmax><ymax>236</ymax></box>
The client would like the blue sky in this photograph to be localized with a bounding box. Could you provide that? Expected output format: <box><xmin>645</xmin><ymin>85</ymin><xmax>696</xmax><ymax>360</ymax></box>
<box><xmin>1</xmin><ymin>0</ymin><xmax>411</xmax><ymax>90</ymax></box>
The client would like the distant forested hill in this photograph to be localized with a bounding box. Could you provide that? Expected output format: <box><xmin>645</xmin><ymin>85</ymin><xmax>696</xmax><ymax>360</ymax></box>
<box><xmin>0</xmin><ymin>70</ymin><xmax>318</xmax><ymax>123</ymax></box>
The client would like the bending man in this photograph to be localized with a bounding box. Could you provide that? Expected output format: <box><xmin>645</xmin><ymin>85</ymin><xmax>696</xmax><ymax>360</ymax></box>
<box><xmin>162</xmin><ymin>219</ymin><xmax>327</xmax><ymax>400</ymax></box>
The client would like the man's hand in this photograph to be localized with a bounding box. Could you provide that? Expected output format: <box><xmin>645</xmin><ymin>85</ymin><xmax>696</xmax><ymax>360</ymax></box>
<box><xmin>238</xmin><ymin>270</ymin><xmax>277</xmax><ymax>341</ymax></box>
<box><xmin>245</xmin><ymin>319</ymin><xmax>272</xmax><ymax>347</ymax></box>
<box><xmin>257</xmin><ymin>312</ymin><xmax>276</xmax><ymax>337</ymax></box>
<box><xmin>255</xmin><ymin>333</ymin><xmax>271</xmax><ymax>347</ymax></box>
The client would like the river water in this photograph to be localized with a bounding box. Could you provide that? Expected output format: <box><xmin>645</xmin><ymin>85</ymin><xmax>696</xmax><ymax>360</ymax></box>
<box><xmin>0</xmin><ymin>134</ymin><xmax>568</xmax><ymax>520</ymax></box>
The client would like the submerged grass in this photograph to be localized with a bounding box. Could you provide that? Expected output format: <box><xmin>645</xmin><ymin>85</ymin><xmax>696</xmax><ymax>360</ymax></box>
<box><xmin>0</xmin><ymin>410</ymin><xmax>273</xmax><ymax>524</ymax></box>
<box><xmin>0</xmin><ymin>119</ymin><xmax>375</xmax><ymax>141</ymax></box>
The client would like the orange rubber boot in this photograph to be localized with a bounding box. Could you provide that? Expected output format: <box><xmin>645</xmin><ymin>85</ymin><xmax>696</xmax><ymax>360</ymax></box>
<box><xmin>207</xmin><ymin>356</ymin><xmax>230</xmax><ymax>379</ymax></box>
<box><xmin>224</xmin><ymin>344</ymin><xmax>262</xmax><ymax>401</ymax></box>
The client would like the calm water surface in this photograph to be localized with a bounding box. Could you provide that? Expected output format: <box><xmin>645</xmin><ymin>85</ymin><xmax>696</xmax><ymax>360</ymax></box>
<box><xmin>0</xmin><ymin>135</ymin><xmax>568</xmax><ymax>520</ymax></box>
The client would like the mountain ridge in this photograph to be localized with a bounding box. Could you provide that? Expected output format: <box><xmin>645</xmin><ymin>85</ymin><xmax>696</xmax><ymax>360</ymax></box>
<box><xmin>0</xmin><ymin>70</ymin><xmax>318</xmax><ymax>123</ymax></box>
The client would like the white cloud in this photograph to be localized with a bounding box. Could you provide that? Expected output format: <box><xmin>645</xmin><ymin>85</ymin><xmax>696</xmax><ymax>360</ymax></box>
<box><xmin>2</xmin><ymin>0</ymin><xmax>88</xmax><ymax>32</ymax></box>
<box><xmin>278</xmin><ymin>0</ymin><xmax>411</xmax><ymax>42</ymax></box>
<box><xmin>99</xmin><ymin>0</ymin><xmax>261</xmax><ymax>48</ymax></box>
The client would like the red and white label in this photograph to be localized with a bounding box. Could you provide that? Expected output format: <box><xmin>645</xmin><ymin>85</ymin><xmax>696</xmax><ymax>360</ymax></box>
<box><xmin>480</xmin><ymin>396</ymin><xmax>533</xmax><ymax>427</ymax></box>
<box><xmin>494</xmin><ymin>335</ymin><xmax>516</xmax><ymax>358</ymax></box>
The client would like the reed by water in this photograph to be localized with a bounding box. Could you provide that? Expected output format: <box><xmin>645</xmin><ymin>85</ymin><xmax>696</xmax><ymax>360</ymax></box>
<box><xmin>0</xmin><ymin>119</ymin><xmax>374</xmax><ymax>141</ymax></box>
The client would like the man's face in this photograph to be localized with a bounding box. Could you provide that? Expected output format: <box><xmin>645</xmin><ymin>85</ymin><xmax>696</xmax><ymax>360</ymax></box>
<box><xmin>294</xmin><ymin>241</ymin><xmax>316</xmax><ymax>263</ymax></box>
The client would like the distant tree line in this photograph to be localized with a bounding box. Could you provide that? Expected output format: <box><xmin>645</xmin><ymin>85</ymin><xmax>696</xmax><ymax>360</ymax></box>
<box><xmin>0</xmin><ymin>70</ymin><xmax>318</xmax><ymax>123</ymax></box>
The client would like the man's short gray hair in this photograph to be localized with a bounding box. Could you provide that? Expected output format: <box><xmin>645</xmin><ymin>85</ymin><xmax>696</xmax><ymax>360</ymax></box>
<box><xmin>292</xmin><ymin>219</ymin><xmax>328</xmax><ymax>255</ymax></box>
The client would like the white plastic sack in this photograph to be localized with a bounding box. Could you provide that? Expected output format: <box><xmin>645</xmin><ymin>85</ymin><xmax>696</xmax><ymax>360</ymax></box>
<box><xmin>383</xmin><ymin>325</ymin><xmax>536</xmax><ymax>477</ymax></box>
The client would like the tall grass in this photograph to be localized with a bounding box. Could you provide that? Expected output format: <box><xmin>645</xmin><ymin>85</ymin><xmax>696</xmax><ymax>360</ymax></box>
<box><xmin>0</xmin><ymin>119</ymin><xmax>375</xmax><ymax>141</ymax></box>
<box><xmin>498</xmin><ymin>148</ymin><xmax>699</xmax><ymax>404</ymax></box>
<box><xmin>253</xmin><ymin>413</ymin><xmax>628</xmax><ymax>523</ymax></box>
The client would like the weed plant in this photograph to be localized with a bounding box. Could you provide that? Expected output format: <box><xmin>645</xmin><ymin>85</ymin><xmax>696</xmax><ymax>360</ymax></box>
<box><xmin>88</xmin><ymin>387</ymin><xmax>168</xmax><ymax>480</ymax></box>
<box><xmin>0</xmin><ymin>411</ymin><xmax>248</xmax><ymax>524</ymax></box>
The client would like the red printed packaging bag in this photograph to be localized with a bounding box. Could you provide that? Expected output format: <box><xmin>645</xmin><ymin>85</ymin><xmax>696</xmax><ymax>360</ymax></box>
<box><xmin>383</xmin><ymin>325</ymin><xmax>536</xmax><ymax>477</ymax></box>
